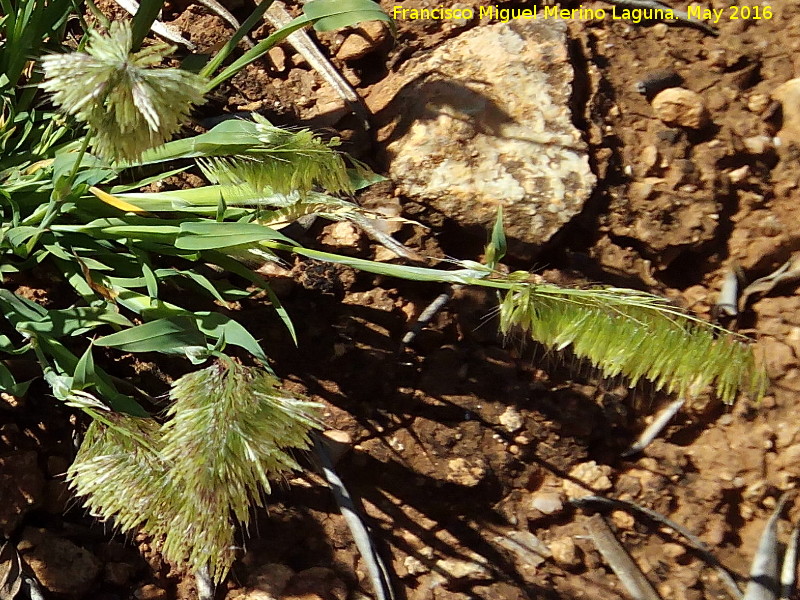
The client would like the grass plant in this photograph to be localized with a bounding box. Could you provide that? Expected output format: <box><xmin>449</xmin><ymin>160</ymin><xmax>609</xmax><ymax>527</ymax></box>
<box><xmin>0</xmin><ymin>0</ymin><xmax>767</xmax><ymax>583</ymax></box>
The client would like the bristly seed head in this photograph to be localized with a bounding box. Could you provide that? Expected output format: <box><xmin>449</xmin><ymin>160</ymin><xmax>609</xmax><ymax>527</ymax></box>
<box><xmin>67</xmin><ymin>362</ymin><xmax>322</xmax><ymax>582</ymax></box>
<box><xmin>498</xmin><ymin>282</ymin><xmax>767</xmax><ymax>403</ymax></box>
<box><xmin>40</xmin><ymin>21</ymin><xmax>207</xmax><ymax>162</ymax></box>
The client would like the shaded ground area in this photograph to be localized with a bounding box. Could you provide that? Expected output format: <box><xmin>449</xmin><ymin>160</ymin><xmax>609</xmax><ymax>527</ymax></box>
<box><xmin>3</xmin><ymin>1</ymin><xmax>800</xmax><ymax>599</ymax></box>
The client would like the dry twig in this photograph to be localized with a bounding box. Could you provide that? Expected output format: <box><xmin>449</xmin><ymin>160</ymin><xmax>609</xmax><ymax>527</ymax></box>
<box><xmin>621</xmin><ymin>397</ymin><xmax>685</xmax><ymax>457</ymax></box>
<box><xmin>112</xmin><ymin>0</ymin><xmax>370</xmax><ymax>127</ymax></box>
<box><xmin>584</xmin><ymin>513</ymin><xmax>663</xmax><ymax>600</ymax></box>
<box><xmin>573</xmin><ymin>496</ymin><xmax>744</xmax><ymax>600</ymax></box>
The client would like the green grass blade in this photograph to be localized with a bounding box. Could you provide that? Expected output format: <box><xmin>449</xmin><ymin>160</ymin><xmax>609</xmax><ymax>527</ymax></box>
<box><xmin>95</xmin><ymin>316</ymin><xmax>207</xmax><ymax>354</ymax></box>
<box><xmin>206</xmin><ymin>14</ymin><xmax>313</xmax><ymax>90</ymax></box>
<box><xmin>0</xmin><ymin>288</ymin><xmax>48</xmax><ymax>323</ymax></box>
<box><xmin>73</xmin><ymin>344</ymin><xmax>96</xmax><ymax>389</ymax></box>
<box><xmin>201</xmin><ymin>250</ymin><xmax>297</xmax><ymax>345</ymax></box>
<box><xmin>200</xmin><ymin>0</ymin><xmax>275</xmax><ymax>78</ymax></box>
<box><xmin>176</xmin><ymin>221</ymin><xmax>296</xmax><ymax>250</ymax></box>
<box><xmin>34</xmin><ymin>334</ymin><xmax>147</xmax><ymax>415</ymax></box>
<box><xmin>193</xmin><ymin>312</ymin><xmax>271</xmax><ymax>366</ymax></box>
<box><xmin>132</xmin><ymin>119</ymin><xmax>264</xmax><ymax>165</ymax></box>
<box><xmin>131</xmin><ymin>0</ymin><xmax>167</xmax><ymax>50</ymax></box>
<box><xmin>485</xmin><ymin>206</ymin><xmax>506</xmax><ymax>270</ymax></box>
<box><xmin>303</xmin><ymin>0</ymin><xmax>394</xmax><ymax>33</ymax></box>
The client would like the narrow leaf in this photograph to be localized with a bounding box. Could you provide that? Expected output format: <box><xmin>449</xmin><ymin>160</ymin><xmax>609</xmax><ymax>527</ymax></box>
<box><xmin>19</xmin><ymin>306</ymin><xmax>133</xmax><ymax>338</ymax></box>
<box><xmin>35</xmin><ymin>334</ymin><xmax>147</xmax><ymax>416</ymax></box>
<box><xmin>194</xmin><ymin>312</ymin><xmax>271</xmax><ymax>366</ymax></box>
<box><xmin>303</xmin><ymin>0</ymin><xmax>393</xmax><ymax>33</ymax></box>
<box><xmin>176</xmin><ymin>221</ymin><xmax>295</xmax><ymax>250</ymax></box>
<box><xmin>131</xmin><ymin>0</ymin><xmax>167</xmax><ymax>50</ymax></box>
<box><xmin>95</xmin><ymin>316</ymin><xmax>206</xmax><ymax>354</ymax></box>
<box><xmin>89</xmin><ymin>186</ymin><xmax>152</xmax><ymax>215</ymax></box>
<box><xmin>0</xmin><ymin>363</ymin><xmax>31</xmax><ymax>397</ymax></box>
<box><xmin>73</xmin><ymin>345</ymin><xmax>95</xmax><ymax>390</ymax></box>
<box><xmin>202</xmin><ymin>250</ymin><xmax>297</xmax><ymax>344</ymax></box>
<box><xmin>0</xmin><ymin>289</ymin><xmax>48</xmax><ymax>324</ymax></box>
<box><xmin>485</xmin><ymin>206</ymin><xmax>506</xmax><ymax>269</ymax></box>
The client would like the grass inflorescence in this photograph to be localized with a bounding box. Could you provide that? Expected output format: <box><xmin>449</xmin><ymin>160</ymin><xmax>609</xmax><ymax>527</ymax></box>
<box><xmin>498</xmin><ymin>282</ymin><xmax>767</xmax><ymax>403</ymax></box>
<box><xmin>68</xmin><ymin>361</ymin><xmax>322</xmax><ymax>582</ymax></box>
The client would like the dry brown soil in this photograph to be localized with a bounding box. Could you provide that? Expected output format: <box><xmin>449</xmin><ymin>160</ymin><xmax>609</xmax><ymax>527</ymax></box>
<box><xmin>4</xmin><ymin>1</ymin><xmax>800</xmax><ymax>599</ymax></box>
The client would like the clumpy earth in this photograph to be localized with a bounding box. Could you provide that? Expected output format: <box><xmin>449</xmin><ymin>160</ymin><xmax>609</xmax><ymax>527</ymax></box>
<box><xmin>4</xmin><ymin>1</ymin><xmax>800</xmax><ymax>599</ymax></box>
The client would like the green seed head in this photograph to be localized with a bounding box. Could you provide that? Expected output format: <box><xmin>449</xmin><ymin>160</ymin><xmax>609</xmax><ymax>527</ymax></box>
<box><xmin>41</xmin><ymin>21</ymin><xmax>207</xmax><ymax>162</ymax></box>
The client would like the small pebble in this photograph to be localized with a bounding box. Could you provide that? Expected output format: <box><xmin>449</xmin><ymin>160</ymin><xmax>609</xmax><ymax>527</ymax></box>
<box><xmin>651</xmin><ymin>87</ymin><xmax>709</xmax><ymax>129</ymax></box>
<box><xmin>320</xmin><ymin>221</ymin><xmax>363</xmax><ymax>248</ymax></box>
<box><xmin>529</xmin><ymin>490</ymin><xmax>564</xmax><ymax>514</ymax></box>
<box><xmin>610</xmin><ymin>509</ymin><xmax>635</xmax><ymax>530</ymax></box>
<box><xmin>336</xmin><ymin>21</ymin><xmax>389</xmax><ymax>61</ymax></box>
<box><xmin>446</xmin><ymin>458</ymin><xmax>487</xmax><ymax>487</ymax></box>
<box><xmin>435</xmin><ymin>556</ymin><xmax>493</xmax><ymax>580</ymax></box>
<box><xmin>728</xmin><ymin>165</ymin><xmax>750</xmax><ymax>183</ymax></box>
<box><xmin>639</xmin><ymin>145</ymin><xmax>659</xmax><ymax>173</ymax></box>
<box><xmin>746</xmin><ymin>93</ymin><xmax>770</xmax><ymax>113</ymax></box>
<box><xmin>663</xmin><ymin>543</ymin><xmax>687</xmax><ymax>559</ymax></box>
<box><xmin>772</xmin><ymin>78</ymin><xmax>800</xmax><ymax>146</ymax></box>
<box><xmin>742</xmin><ymin>135</ymin><xmax>773</xmax><ymax>155</ymax></box>
<box><xmin>403</xmin><ymin>555</ymin><xmax>429</xmax><ymax>576</ymax></box>
<box><xmin>449</xmin><ymin>2</ymin><xmax>474</xmax><ymax>26</ymax></box>
<box><xmin>549</xmin><ymin>537</ymin><xmax>579</xmax><ymax>566</ymax></box>
<box><xmin>652</xmin><ymin>23</ymin><xmax>669</xmax><ymax>39</ymax></box>
<box><xmin>134</xmin><ymin>584</ymin><xmax>168</xmax><ymax>600</ymax></box>
<box><xmin>267</xmin><ymin>46</ymin><xmax>287</xmax><ymax>72</ymax></box>
<box><xmin>499</xmin><ymin>406</ymin><xmax>524</xmax><ymax>433</ymax></box>
<box><xmin>563</xmin><ymin>461</ymin><xmax>613</xmax><ymax>499</ymax></box>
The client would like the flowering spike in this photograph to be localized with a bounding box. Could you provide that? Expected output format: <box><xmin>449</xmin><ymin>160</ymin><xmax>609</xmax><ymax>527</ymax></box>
<box><xmin>198</xmin><ymin>115</ymin><xmax>354</xmax><ymax>196</ymax></box>
<box><xmin>499</xmin><ymin>282</ymin><xmax>767</xmax><ymax>403</ymax></box>
<box><xmin>67</xmin><ymin>361</ymin><xmax>321</xmax><ymax>582</ymax></box>
<box><xmin>40</xmin><ymin>21</ymin><xmax>207</xmax><ymax>161</ymax></box>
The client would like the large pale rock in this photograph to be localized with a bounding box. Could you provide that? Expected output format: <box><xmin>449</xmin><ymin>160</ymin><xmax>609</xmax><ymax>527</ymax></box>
<box><xmin>368</xmin><ymin>20</ymin><xmax>594</xmax><ymax>252</ymax></box>
<box><xmin>772</xmin><ymin>78</ymin><xmax>800</xmax><ymax>148</ymax></box>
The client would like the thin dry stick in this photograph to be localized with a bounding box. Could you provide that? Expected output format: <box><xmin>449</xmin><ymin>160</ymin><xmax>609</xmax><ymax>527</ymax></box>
<box><xmin>584</xmin><ymin>513</ymin><xmax>662</xmax><ymax>600</ymax></box>
<box><xmin>113</xmin><ymin>0</ymin><xmax>196</xmax><ymax>49</ymax></box>
<box><xmin>780</xmin><ymin>525</ymin><xmax>799</xmax><ymax>600</ymax></box>
<box><xmin>621</xmin><ymin>397</ymin><xmax>685</xmax><ymax>457</ymax></box>
<box><xmin>113</xmin><ymin>0</ymin><xmax>370</xmax><ymax>127</ymax></box>
<box><xmin>745</xmin><ymin>493</ymin><xmax>793</xmax><ymax>600</ymax></box>
<box><xmin>573</xmin><ymin>496</ymin><xmax>744</xmax><ymax>600</ymax></box>
<box><xmin>715</xmin><ymin>269</ymin><xmax>740</xmax><ymax>318</ymax></box>
<box><xmin>313</xmin><ymin>435</ymin><xmax>395</xmax><ymax>600</ymax></box>
<box><xmin>400</xmin><ymin>286</ymin><xmax>461</xmax><ymax>349</ymax></box>
<box><xmin>263</xmin><ymin>1</ymin><xmax>371</xmax><ymax>129</ymax></box>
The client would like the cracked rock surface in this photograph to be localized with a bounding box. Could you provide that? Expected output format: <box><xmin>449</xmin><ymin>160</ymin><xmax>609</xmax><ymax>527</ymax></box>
<box><xmin>368</xmin><ymin>19</ymin><xmax>595</xmax><ymax>253</ymax></box>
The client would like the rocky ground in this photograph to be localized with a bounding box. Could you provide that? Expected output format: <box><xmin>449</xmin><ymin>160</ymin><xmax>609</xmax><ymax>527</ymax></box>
<box><xmin>3</xmin><ymin>1</ymin><xmax>800</xmax><ymax>599</ymax></box>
